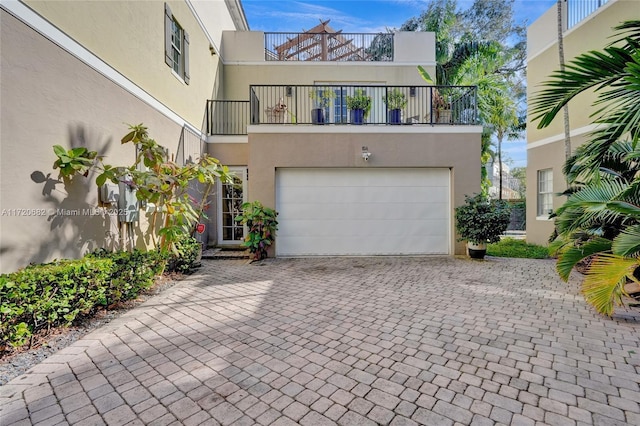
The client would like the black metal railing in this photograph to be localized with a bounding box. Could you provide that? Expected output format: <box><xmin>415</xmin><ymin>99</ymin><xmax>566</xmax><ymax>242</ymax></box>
<box><xmin>247</xmin><ymin>85</ymin><xmax>478</xmax><ymax>126</ymax></box>
<box><xmin>205</xmin><ymin>100</ymin><xmax>250</xmax><ymax>135</ymax></box>
<box><xmin>264</xmin><ymin>32</ymin><xmax>394</xmax><ymax>62</ymax></box>
<box><xmin>568</xmin><ymin>0</ymin><xmax>609</xmax><ymax>29</ymax></box>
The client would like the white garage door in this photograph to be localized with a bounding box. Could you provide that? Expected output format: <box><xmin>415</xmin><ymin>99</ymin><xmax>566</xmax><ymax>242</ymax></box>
<box><xmin>275</xmin><ymin>168</ymin><xmax>450</xmax><ymax>256</ymax></box>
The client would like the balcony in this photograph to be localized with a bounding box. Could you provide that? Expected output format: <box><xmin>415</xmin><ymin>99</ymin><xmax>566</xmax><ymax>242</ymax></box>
<box><xmin>206</xmin><ymin>85</ymin><xmax>478</xmax><ymax>136</ymax></box>
<box><xmin>264</xmin><ymin>32</ymin><xmax>394</xmax><ymax>62</ymax></box>
<box><xmin>568</xmin><ymin>0</ymin><xmax>610</xmax><ymax>29</ymax></box>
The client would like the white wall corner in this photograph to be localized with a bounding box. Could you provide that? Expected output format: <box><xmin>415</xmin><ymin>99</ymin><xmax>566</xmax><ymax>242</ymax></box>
<box><xmin>394</xmin><ymin>32</ymin><xmax>435</xmax><ymax>64</ymax></box>
<box><xmin>221</xmin><ymin>31</ymin><xmax>265</xmax><ymax>62</ymax></box>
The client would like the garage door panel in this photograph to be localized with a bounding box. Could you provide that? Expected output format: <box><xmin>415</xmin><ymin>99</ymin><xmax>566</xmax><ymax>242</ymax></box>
<box><xmin>276</xmin><ymin>168</ymin><xmax>450</xmax><ymax>255</ymax></box>
<box><xmin>279</xmin><ymin>202</ymin><xmax>448</xmax><ymax>221</ymax></box>
<box><xmin>277</xmin><ymin>235</ymin><xmax>449</xmax><ymax>255</ymax></box>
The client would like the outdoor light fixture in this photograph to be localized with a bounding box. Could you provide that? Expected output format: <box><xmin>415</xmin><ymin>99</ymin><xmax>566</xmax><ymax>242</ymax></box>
<box><xmin>362</xmin><ymin>146</ymin><xmax>371</xmax><ymax>161</ymax></box>
<box><xmin>286</xmin><ymin>86</ymin><xmax>292</xmax><ymax>97</ymax></box>
<box><xmin>410</xmin><ymin>87</ymin><xmax>416</xmax><ymax>97</ymax></box>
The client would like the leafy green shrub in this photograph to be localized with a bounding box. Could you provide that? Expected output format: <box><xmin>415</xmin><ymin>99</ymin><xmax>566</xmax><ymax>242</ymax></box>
<box><xmin>89</xmin><ymin>249</ymin><xmax>167</xmax><ymax>304</ymax></box>
<box><xmin>0</xmin><ymin>258</ymin><xmax>113</xmax><ymax>349</ymax></box>
<box><xmin>235</xmin><ymin>201</ymin><xmax>279</xmax><ymax>260</ymax></box>
<box><xmin>487</xmin><ymin>238</ymin><xmax>550</xmax><ymax>259</ymax></box>
<box><xmin>455</xmin><ymin>194</ymin><xmax>511</xmax><ymax>244</ymax></box>
<box><xmin>166</xmin><ymin>236</ymin><xmax>201</xmax><ymax>273</ymax></box>
<box><xmin>0</xmin><ymin>249</ymin><xmax>168</xmax><ymax>350</ymax></box>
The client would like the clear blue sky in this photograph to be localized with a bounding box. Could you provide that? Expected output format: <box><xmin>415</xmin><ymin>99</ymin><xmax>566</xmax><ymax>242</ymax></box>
<box><xmin>242</xmin><ymin>0</ymin><xmax>556</xmax><ymax>33</ymax></box>
<box><xmin>242</xmin><ymin>0</ymin><xmax>559</xmax><ymax>168</ymax></box>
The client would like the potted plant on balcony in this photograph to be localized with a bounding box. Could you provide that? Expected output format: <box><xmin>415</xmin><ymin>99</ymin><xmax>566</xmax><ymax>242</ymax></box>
<box><xmin>346</xmin><ymin>89</ymin><xmax>372</xmax><ymax>125</ymax></box>
<box><xmin>309</xmin><ymin>89</ymin><xmax>336</xmax><ymax>124</ymax></box>
<box><xmin>383</xmin><ymin>89</ymin><xmax>407</xmax><ymax>125</ymax></box>
<box><xmin>455</xmin><ymin>194</ymin><xmax>511</xmax><ymax>259</ymax></box>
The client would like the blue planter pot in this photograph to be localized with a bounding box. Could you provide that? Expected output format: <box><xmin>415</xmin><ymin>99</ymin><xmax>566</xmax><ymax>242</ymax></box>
<box><xmin>350</xmin><ymin>109</ymin><xmax>365</xmax><ymax>125</ymax></box>
<box><xmin>388</xmin><ymin>109</ymin><xmax>402</xmax><ymax>125</ymax></box>
<box><xmin>311</xmin><ymin>108</ymin><xmax>325</xmax><ymax>124</ymax></box>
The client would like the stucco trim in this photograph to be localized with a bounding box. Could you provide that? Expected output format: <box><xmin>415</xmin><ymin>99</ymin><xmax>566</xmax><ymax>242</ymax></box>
<box><xmin>1</xmin><ymin>0</ymin><xmax>203</xmax><ymax>137</ymax></box>
<box><xmin>526</xmin><ymin>123</ymin><xmax>601</xmax><ymax>150</ymax></box>
<box><xmin>206</xmin><ymin>136</ymin><xmax>248</xmax><ymax>143</ymax></box>
<box><xmin>247</xmin><ymin>125</ymin><xmax>484</xmax><ymax>134</ymax></box>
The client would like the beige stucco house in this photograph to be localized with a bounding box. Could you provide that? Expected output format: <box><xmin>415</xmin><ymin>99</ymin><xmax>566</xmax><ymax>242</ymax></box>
<box><xmin>0</xmin><ymin>0</ymin><xmax>482</xmax><ymax>273</ymax></box>
<box><xmin>526</xmin><ymin>0</ymin><xmax>634</xmax><ymax>245</ymax></box>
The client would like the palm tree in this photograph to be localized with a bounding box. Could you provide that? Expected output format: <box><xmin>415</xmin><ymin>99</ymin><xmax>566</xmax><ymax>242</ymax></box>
<box><xmin>557</xmin><ymin>0</ymin><xmax>572</xmax><ymax>162</ymax></box>
<box><xmin>532</xmin><ymin>20</ymin><xmax>640</xmax><ymax>315</ymax></box>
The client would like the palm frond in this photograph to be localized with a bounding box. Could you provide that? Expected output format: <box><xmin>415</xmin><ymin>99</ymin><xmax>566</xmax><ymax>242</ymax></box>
<box><xmin>612</xmin><ymin>224</ymin><xmax>640</xmax><ymax>257</ymax></box>
<box><xmin>556</xmin><ymin>237</ymin><xmax>612</xmax><ymax>281</ymax></box>
<box><xmin>582</xmin><ymin>254</ymin><xmax>639</xmax><ymax>316</ymax></box>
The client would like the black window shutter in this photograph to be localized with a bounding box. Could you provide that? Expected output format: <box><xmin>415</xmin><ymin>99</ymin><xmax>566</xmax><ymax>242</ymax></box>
<box><xmin>183</xmin><ymin>31</ymin><xmax>190</xmax><ymax>84</ymax></box>
<box><xmin>164</xmin><ymin>3</ymin><xmax>172</xmax><ymax>67</ymax></box>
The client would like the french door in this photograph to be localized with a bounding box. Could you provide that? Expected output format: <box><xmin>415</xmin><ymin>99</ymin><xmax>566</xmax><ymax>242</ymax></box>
<box><xmin>217</xmin><ymin>167</ymin><xmax>247</xmax><ymax>244</ymax></box>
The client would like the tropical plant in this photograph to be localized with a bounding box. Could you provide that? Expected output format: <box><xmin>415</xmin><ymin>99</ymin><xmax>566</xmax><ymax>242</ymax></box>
<box><xmin>532</xmin><ymin>20</ymin><xmax>640</xmax><ymax>315</ymax></box>
<box><xmin>52</xmin><ymin>124</ymin><xmax>232</xmax><ymax>252</ymax></box>
<box><xmin>235</xmin><ymin>201</ymin><xmax>279</xmax><ymax>260</ymax></box>
<box><xmin>52</xmin><ymin>145</ymin><xmax>98</xmax><ymax>178</ymax></box>
<box><xmin>346</xmin><ymin>89</ymin><xmax>372</xmax><ymax>118</ymax></box>
<box><xmin>309</xmin><ymin>88</ymin><xmax>336</xmax><ymax>108</ymax></box>
<box><xmin>455</xmin><ymin>194</ymin><xmax>511</xmax><ymax>244</ymax></box>
<box><xmin>383</xmin><ymin>89</ymin><xmax>407</xmax><ymax>110</ymax></box>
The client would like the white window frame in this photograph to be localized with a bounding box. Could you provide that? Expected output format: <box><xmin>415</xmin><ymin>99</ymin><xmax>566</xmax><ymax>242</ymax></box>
<box><xmin>537</xmin><ymin>168</ymin><xmax>553</xmax><ymax>219</ymax></box>
<box><xmin>217</xmin><ymin>167</ymin><xmax>247</xmax><ymax>245</ymax></box>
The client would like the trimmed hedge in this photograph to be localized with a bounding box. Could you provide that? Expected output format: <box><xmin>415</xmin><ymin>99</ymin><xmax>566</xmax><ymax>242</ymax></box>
<box><xmin>0</xmin><ymin>249</ymin><xmax>167</xmax><ymax>350</ymax></box>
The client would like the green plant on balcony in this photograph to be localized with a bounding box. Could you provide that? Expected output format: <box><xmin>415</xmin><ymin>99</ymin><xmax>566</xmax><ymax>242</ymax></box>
<box><xmin>383</xmin><ymin>89</ymin><xmax>407</xmax><ymax>125</ymax></box>
<box><xmin>309</xmin><ymin>89</ymin><xmax>336</xmax><ymax>124</ymax></box>
<box><xmin>346</xmin><ymin>89</ymin><xmax>372</xmax><ymax>124</ymax></box>
<box><xmin>383</xmin><ymin>89</ymin><xmax>407</xmax><ymax>110</ymax></box>
<box><xmin>309</xmin><ymin>88</ymin><xmax>336</xmax><ymax>108</ymax></box>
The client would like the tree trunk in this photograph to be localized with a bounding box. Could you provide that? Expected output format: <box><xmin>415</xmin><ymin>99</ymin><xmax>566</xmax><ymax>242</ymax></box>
<box><xmin>498</xmin><ymin>134</ymin><xmax>503</xmax><ymax>200</ymax></box>
<box><xmin>558</xmin><ymin>0</ymin><xmax>571</xmax><ymax>161</ymax></box>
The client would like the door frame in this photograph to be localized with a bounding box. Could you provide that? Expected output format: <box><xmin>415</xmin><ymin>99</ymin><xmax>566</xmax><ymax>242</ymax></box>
<box><xmin>217</xmin><ymin>167</ymin><xmax>247</xmax><ymax>245</ymax></box>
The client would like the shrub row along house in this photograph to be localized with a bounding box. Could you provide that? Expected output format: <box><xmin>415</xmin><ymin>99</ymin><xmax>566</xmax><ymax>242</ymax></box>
<box><xmin>0</xmin><ymin>1</ymin><xmax>483</xmax><ymax>272</ymax></box>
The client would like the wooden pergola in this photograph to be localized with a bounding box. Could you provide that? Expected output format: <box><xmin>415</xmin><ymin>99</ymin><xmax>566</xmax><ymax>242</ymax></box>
<box><xmin>273</xmin><ymin>20</ymin><xmax>369</xmax><ymax>61</ymax></box>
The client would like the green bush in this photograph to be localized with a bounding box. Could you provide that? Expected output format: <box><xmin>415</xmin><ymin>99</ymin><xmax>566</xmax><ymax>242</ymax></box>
<box><xmin>0</xmin><ymin>258</ymin><xmax>113</xmax><ymax>349</ymax></box>
<box><xmin>166</xmin><ymin>236</ymin><xmax>201</xmax><ymax>273</ymax></box>
<box><xmin>487</xmin><ymin>238</ymin><xmax>550</xmax><ymax>259</ymax></box>
<box><xmin>88</xmin><ymin>249</ymin><xmax>167</xmax><ymax>304</ymax></box>
<box><xmin>455</xmin><ymin>194</ymin><xmax>511</xmax><ymax>244</ymax></box>
<box><xmin>235</xmin><ymin>201</ymin><xmax>278</xmax><ymax>260</ymax></box>
<box><xmin>0</xmin><ymin>249</ymin><xmax>168</xmax><ymax>350</ymax></box>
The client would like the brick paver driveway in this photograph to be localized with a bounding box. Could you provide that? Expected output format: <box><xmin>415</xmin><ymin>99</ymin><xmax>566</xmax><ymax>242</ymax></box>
<box><xmin>2</xmin><ymin>257</ymin><xmax>640</xmax><ymax>426</ymax></box>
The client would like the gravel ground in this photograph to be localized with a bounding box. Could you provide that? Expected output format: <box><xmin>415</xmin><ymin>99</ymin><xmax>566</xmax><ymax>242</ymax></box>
<box><xmin>0</xmin><ymin>273</ymin><xmax>184</xmax><ymax>385</ymax></box>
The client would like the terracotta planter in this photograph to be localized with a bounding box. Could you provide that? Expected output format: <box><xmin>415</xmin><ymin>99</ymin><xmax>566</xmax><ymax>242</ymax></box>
<box><xmin>467</xmin><ymin>242</ymin><xmax>487</xmax><ymax>259</ymax></box>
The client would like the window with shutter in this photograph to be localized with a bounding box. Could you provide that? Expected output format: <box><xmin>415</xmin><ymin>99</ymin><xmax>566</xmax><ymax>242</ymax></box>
<box><xmin>164</xmin><ymin>3</ymin><xmax>190</xmax><ymax>84</ymax></box>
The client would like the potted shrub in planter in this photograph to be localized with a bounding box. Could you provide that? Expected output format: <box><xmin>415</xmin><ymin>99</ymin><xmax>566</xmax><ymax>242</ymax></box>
<box><xmin>455</xmin><ymin>194</ymin><xmax>511</xmax><ymax>259</ymax></box>
<box><xmin>346</xmin><ymin>89</ymin><xmax>372</xmax><ymax>125</ymax></box>
<box><xmin>383</xmin><ymin>89</ymin><xmax>407</xmax><ymax>125</ymax></box>
<box><xmin>309</xmin><ymin>89</ymin><xmax>336</xmax><ymax>124</ymax></box>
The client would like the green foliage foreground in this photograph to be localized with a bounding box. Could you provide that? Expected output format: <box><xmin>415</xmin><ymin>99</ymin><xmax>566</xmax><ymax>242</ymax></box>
<box><xmin>487</xmin><ymin>238</ymin><xmax>550</xmax><ymax>259</ymax></box>
<box><xmin>532</xmin><ymin>20</ymin><xmax>640</xmax><ymax>316</ymax></box>
<box><xmin>0</xmin><ymin>237</ymin><xmax>201</xmax><ymax>351</ymax></box>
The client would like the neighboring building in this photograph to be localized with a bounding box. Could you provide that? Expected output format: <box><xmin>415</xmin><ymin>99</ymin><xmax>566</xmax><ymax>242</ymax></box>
<box><xmin>485</xmin><ymin>160</ymin><xmax>521</xmax><ymax>200</ymax></box>
<box><xmin>0</xmin><ymin>1</ymin><xmax>482</xmax><ymax>272</ymax></box>
<box><xmin>525</xmin><ymin>0</ymin><xmax>633</xmax><ymax>245</ymax></box>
